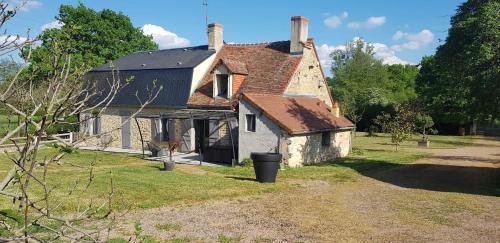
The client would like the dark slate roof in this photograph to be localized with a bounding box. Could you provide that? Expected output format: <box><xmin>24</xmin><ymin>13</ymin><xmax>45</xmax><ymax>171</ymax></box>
<box><xmin>93</xmin><ymin>45</ymin><xmax>215</xmax><ymax>71</ymax></box>
<box><xmin>87</xmin><ymin>45</ymin><xmax>215</xmax><ymax>108</ymax></box>
<box><xmin>86</xmin><ymin>69</ymin><xmax>194</xmax><ymax>108</ymax></box>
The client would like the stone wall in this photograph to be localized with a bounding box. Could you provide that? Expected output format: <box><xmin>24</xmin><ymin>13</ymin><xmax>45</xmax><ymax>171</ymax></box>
<box><xmin>284</xmin><ymin>45</ymin><xmax>333</xmax><ymax>108</ymax></box>
<box><xmin>284</xmin><ymin>130</ymin><xmax>352</xmax><ymax>167</ymax></box>
<box><xmin>130</xmin><ymin>117</ymin><xmax>152</xmax><ymax>150</ymax></box>
<box><xmin>218</xmin><ymin>121</ymin><xmax>231</xmax><ymax>146</ymax></box>
<box><xmin>79</xmin><ymin>108</ymin><xmax>163</xmax><ymax>151</ymax></box>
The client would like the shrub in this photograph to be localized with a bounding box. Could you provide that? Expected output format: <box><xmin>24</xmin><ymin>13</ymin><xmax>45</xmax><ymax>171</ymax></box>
<box><xmin>239</xmin><ymin>158</ymin><xmax>253</xmax><ymax>167</ymax></box>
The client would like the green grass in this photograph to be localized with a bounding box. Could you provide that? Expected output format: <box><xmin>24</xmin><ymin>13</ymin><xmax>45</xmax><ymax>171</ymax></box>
<box><xmin>155</xmin><ymin>223</ymin><xmax>182</xmax><ymax>231</ymax></box>
<box><xmin>0</xmin><ymin>148</ymin><xmax>284</xmax><ymax>213</ymax></box>
<box><xmin>0</xmin><ymin>133</ymin><xmax>478</xmax><ymax>216</ymax></box>
<box><xmin>217</xmin><ymin>234</ymin><xmax>242</xmax><ymax>243</ymax></box>
<box><xmin>203</xmin><ymin>133</ymin><xmax>476</xmax><ymax>183</ymax></box>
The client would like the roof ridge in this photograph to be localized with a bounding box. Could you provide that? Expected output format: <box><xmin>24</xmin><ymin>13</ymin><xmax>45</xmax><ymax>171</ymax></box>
<box><xmin>133</xmin><ymin>45</ymin><xmax>210</xmax><ymax>54</ymax></box>
<box><xmin>226</xmin><ymin>40</ymin><xmax>289</xmax><ymax>46</ymax></box>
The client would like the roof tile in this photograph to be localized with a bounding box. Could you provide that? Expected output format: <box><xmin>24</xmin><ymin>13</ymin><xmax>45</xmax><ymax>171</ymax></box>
<box><xmin>243</xmin><ymin>93</ymin><xmax>354</xmax><ymax>133</ymax></box>
<box><xmin>187</xmin><ymin>41</ymin><xmax>301</xmax><ymax>108</ymax></box>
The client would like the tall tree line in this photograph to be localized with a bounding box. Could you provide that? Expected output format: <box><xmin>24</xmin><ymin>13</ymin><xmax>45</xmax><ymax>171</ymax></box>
<box><xmin>329</xmin><ymin>0</ymin><xmax>499</xmax><ymax>134</ymax></box>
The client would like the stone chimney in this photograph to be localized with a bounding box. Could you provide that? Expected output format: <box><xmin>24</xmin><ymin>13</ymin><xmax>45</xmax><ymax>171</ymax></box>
<box><xmin>332</xmin><ymin>100</ymin><xmax>340</xmax><ymax>118</ymax></box>
<box><xmin>208</xmin><ymin>23</ymin><xmax>223</xmax><ymax>51</ymax></box>
<box><xmin>290</xmin><ymin>16</ymin><xmax>309</xmax><ymax>55</ymax></box>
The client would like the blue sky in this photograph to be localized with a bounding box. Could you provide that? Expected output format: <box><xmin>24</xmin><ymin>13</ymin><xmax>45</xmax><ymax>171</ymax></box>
<box><xmin>5</xmin><ymin>0</ymin><xmax>464</xmax><ymax>74</ymax></box>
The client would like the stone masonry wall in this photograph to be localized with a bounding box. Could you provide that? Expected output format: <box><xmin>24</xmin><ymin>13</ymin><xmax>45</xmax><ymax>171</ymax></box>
<box><xmin>285</xmin><ymin>45</ymin><xmax>333</xmax><ymax>108</ymax></box>
<box><xmin>285</xmin><ymin>130</ymin><xmax>352</xmax><ymax>167</ymax></box>
<box><xmin>79</xmin><ymin>108</ymin><xmax>156</xmax><ymax>151</ymax></box>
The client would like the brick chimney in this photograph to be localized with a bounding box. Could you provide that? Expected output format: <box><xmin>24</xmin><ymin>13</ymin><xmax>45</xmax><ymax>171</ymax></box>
<box><xmin>290</xmin><ymin>16</ymin><xmax>309</xmax><ymax>55</ymax></box>
<box><xmin>208</xmin><ymin>23</ymin><xmax>223</xmax><ymax>51</ymax></box>
<box><xmin>332</xmin><ymin>100</ymin><xmax>340</xmax><ymax>118</ymax></box>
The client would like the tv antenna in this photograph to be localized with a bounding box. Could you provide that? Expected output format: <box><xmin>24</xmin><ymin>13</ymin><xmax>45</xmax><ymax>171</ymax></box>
<box><xmin>203</xmin><ymin>0</ymin><xmax>208</xmax><ymax>29</ymax></box>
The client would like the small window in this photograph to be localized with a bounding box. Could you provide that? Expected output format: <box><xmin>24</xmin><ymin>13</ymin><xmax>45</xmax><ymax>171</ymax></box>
<box><xmin>216</xmin><ymin>74</ymin><xmax>229</xmax><ymax>98</ymax></box>
<box><xmin>321</xmin><ymin>132</ymin><xmax>331</xmax><ymax>147</ymax></box>
<box><xmin>246</xmin><ymin>114</ymin><xmax>256</xmax><ymax>132</ymax></box>
<box><xmin>162</xmin><ymin>118</ymin><xmax>169</xmax><ymax>141</ymax></box>
<box><xmin>92</xmin><ymin>116</ymin><xmax>101</xmax><ymax>135</ymax></box>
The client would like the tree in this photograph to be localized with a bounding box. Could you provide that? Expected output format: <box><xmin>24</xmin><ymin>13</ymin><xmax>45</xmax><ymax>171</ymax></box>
<box><xmin>329</xmin><ymin>39</ymin><xmax>391</xmax><ymax>128</ymax></box>
<box><xmin>415</xmin><ymin>114</ymin><xmax>435</xmax><ymax>141</ymax></box>
<box><xmin>417</xmin><ymin>0</ymin><xmax>500</xmax><ymax>127</ymax></box>
<box><xmin>0</xmin><ymin>2</ymin><xmax>161</xmax><ymax>240</ymax></box>
<box><xmin>374</xmin><ymin>104</ymin><xmax>416</xmax><ymax>151</ymax></box>
<box><xmin>386</xmin><ymin>64</ymin><xmax>419</xmax><ymax>104</ymax></box>
<box><xmin>22</xmin><ymin>3</ymin><xmax>158</xmax><ymax>82</ymax></box>
<box><xmin>0</xmin><ymin>58</ymin><xmax>22</xmax><ymax>83</ymax></box>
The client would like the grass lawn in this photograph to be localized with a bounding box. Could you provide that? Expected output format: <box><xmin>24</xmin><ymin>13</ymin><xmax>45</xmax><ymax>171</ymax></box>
<box><xmin>0</xmin><ymin>133</ymin><xmax>476</xmax><ymax>214</ymax></box>
<box><xmin>1</xmin><ymin>133</ymin><xmax>495</xmax><ymax>242</ymax></box>
<box><xmin>202</xmin><ymin>133</ymin><xmax>476</xmax><ymax>181</ymax></box>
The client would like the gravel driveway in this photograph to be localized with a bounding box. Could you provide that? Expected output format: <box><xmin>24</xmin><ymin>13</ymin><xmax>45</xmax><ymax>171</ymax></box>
<box><xmin>114</xmin><ymin>137</ymin><xmax>500</xmax><ymax>242</ymax></box>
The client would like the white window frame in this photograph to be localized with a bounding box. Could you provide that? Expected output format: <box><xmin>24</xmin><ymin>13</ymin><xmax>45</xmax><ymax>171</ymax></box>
<box><xmin>245</xmin><ymin>114</ymin><xmax>256</xmax><ymax>132</ymax></box>
<box><xmin>213</xmin><ymin>64</ymin><xmax>232</xmax><ymax>99</ymax></box>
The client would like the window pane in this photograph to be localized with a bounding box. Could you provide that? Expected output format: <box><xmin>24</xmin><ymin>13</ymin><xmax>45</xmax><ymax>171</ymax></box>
<box><xmin>93</xmin><ymin>117</ymin><xmax>101</xmax><ymax>135</ymax></box>
<box><xmin>216</xmin><ymin>74</ymin><xmax>229</xmax><ymax>98</ymax></box>
<box><xmin>162</xmin><ymin>119</ymin><xmax>169</xmax><ymax>141</ymax></box>
<box><xmin>321</xmin><ymin>132</ymin><xmax>331</xmax><ymax>147</ymax></box>
<box><xmin>246</xmin><ymin>114</ymin><xmax>255</xmax><ymax>132</ymax></box>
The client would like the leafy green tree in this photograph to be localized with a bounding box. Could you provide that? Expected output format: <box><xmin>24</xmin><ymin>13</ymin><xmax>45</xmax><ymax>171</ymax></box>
<box><xmin>386</xmin><ymin>64</ymin><xmax>419</xmax><ymax>103</ymax></box>
<box><xmin>417</xmin><ymin>0</ymin><xmax>500</xmax><ymax>127</ymax></box>
<box><xmin>374</xmin><ymin>104</ymin><xmax>416</xmax><ymax>151</ymax></box>
<box><xmin>22</xmin><ymin>3</ymin><xmax>158</xmax><ymax>82</ymax></box>
<box><xmin>415</xmin><ymin>114</ymin><xmax>434</xmax><ymax>141</ymax></box>
<box><xmin>0</xmin><ymin>59</ymin><xmax>22</xmax><ymax>83</ymax></box>
<box><xmin>330</xmin><ymin>39</ymin><xmax>391</xmax><ymax>128</ymax></box>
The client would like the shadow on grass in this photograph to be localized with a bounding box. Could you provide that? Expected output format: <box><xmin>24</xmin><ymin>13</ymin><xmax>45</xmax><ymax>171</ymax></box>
<box><xmin>329</xmin><ymin>158</ymin><xmax>500</xmax><ymax>197</ymax></box>
<box><xmin>224</xmin><ymin>176</ymin><xmax>257</xmax><ymax>182</ymax></box>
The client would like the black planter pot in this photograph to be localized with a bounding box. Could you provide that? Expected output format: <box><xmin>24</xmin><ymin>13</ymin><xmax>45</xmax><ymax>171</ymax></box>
<box><xmin>250</xmin><ymin>153</ymin><xmax>282</xmax><ymax>183</ymax></box>
<box><xmin>163</xmin><ymin>161</ymin><xmax>175</xmax><ymax>171</ymax></box>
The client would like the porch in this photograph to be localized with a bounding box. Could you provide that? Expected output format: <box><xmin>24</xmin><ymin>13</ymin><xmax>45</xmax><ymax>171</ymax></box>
<box><xmin>79</xmin><ymin>146</ymin><xmax>224</xmax><ymax>166</ymax></box>
<box><xmin>136</xmin><ymin>109</ymin><xmax>239</xmax><ymax>166</ymax></box>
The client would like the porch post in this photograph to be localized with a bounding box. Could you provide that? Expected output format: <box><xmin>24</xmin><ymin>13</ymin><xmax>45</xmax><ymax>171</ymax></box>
<box><xmin>225</xmin><ymin>112</ymin><xmax>236</xmax><ymax>167</ymax></box>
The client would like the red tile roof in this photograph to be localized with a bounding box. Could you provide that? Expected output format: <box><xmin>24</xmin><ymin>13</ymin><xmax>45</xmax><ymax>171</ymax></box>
<box><xmin>187</xmin><ymin>41</ymin><xmax>302</xmax><ymax>109</ymax></box>
<box><xmin>220</xmin><ymin>58</ymin><xmax>248</xmax><ymax>75</ymax></box>
<box><xmin>243</xmin><ymin>93</ymin><xmax>354</xmax><ymax>134</ymax></box>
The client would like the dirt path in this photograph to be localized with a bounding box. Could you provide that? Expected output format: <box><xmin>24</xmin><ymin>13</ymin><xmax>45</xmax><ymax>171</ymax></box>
<box><xmin>115</xmin><ymin>137</ymin><xmax>500</xmax><ymax>242</ymax></box>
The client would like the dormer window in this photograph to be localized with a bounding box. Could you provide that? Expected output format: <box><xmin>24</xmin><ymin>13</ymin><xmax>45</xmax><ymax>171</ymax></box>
<box><xmin>216</xmin><ymin>74</ymin><xmax>229</xmax><ymax>98</ymax></box>
<box><xmin>213</xmin><ymin>63</ymin><xmax>232</xmax><ymax>99</ymax></box>
<box><xmin>212</xmin><ymin>59</ymin><xmax>247</xmax><ymax>99</ymax></box>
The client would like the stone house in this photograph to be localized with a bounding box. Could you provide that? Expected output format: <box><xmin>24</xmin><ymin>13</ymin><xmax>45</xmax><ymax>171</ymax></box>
<box><xmin>81</xmin><ymin>16</ymin><xmax>354</xmax><ymax>167</ymax></box>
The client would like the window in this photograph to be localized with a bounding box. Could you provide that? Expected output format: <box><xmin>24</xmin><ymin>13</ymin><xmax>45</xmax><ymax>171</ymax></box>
<box><xmin>92</xmin><ymin>116</ymin><xmax>101</xmax><ymax>135</ymax></box>
<box><xmin>82</xmin><ymin>113</ymin><xmax>91</xmax><ymax>135</ymax></box>
<box><xmin>321</xmin><ymin>132</ymin><xmax>331</xmax><ymax>147</ymax></box>
<box><xmin>215</xmin><ymin>74</ymin><xmax>229</xmax><ymax>98</ymax></box>
<box><xmin>246</xmin><ymin>114</ymin><xmax>256</xmax><ymax>132</ymax></box>
<box><xmin>162</xmin><ymin>118</ymin><xmax>169</xmax><ymax>141</ymax></box>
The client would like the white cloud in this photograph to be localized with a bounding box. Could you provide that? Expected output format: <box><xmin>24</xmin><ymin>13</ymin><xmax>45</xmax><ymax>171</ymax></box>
<box><xmin>392</xmin><ymin>31</ymin><xmax>404</xmax><ymax>41</ymax></box>
<box><xmin>371</xmin><ymin>42</ymin><xmax>409</xmax><ymax>65</ymax></box>
<box><xmin>7</xmin><ymin>0</ymin><xmax>42</xmax><ymax>12</ymax></box>
<box><xmin>347</xmin><ymin>16</ymin><xmax>386</xmax><ymax>29</ymax></box>
<box><xmin>141</xmin><ymin>24</ymin><xmax>191</xmax><ymax>49</ymax></box>
<box><xmin>323</xmin><ymin>11</ymin><xmax>348</xmax><ymax>28</ymax></box>
<box><xmin>0</xmin><ymin>35</ymin><xmax>29</xmax><ymax>49</ymax></box>
<box><xmin>317</xmin><ymin>37</ymin><xmax>411</xmax><ymax>71</ymax></box>
<box><xmin>41</xmin><ymin>20</ymin><xmax>64</xmax><ymax>31</ymax></box>
<box><xmin>316</xmin><ymin>43</ymin><xmax>347</xmax><ymax>70</ymax></box>
<box><xmin>391</xmin><ymin>29</ymin><xmax>434</xmax><ymax>51</ymax></box>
